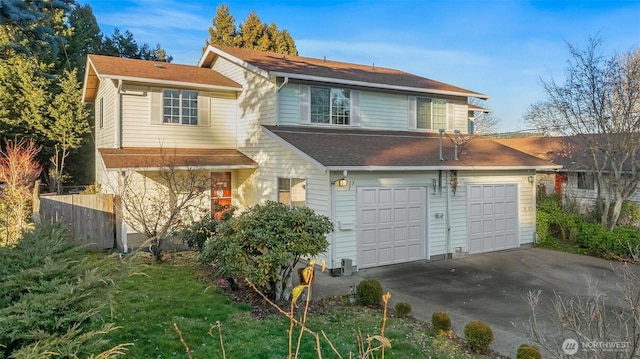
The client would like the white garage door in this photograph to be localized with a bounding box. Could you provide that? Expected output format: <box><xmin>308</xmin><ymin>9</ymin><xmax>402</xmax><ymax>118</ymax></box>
<box><xmin>467</xmin><ymin>184</ymin><xmax>519</xmax><ymax>254</ymax></box>
<box><xmin>357</xmin><ymin>187</ymin><xmax>426</xmax><ymax>268</ymax></box>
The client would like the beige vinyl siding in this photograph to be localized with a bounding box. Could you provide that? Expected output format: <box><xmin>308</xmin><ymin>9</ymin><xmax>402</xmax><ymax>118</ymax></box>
<box><xmin>119</xmin><ymin>85</ymin><xmax>237</xmax><ymax>148</ymax></box>
<box><xmin>94</xmin><ymin>79</ymin><xmax>118</xmax><ymax>190</ymax></box>
<box><xmin>236</xmin><ymin>130</ymin><xmax>329</xmax><ymax>213</ymax></box>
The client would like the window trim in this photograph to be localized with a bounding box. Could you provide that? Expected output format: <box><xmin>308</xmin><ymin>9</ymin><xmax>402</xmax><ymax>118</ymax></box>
<box><xmin>277</xmin><ymin>177</ymin><xmax>307</xmax><ymax>208</ymax></box>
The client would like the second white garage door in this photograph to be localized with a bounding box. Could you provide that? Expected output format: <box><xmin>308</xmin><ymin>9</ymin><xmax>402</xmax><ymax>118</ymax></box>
<box><xmin>357</xmin><ymin>187</ymin><xmax>426</xmax><ymax>268</ymax></box>
<box><xmin>467</xmin><ymin>184</ymin><xmax>519</xmax><ymax>254</ymax></box>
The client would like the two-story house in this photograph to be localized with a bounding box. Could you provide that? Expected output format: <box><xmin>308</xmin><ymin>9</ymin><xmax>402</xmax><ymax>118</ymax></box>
<box><xmin>82</xmin><ymin>45</ymin><xmax>558</xmax><ymax>270</ymax></box>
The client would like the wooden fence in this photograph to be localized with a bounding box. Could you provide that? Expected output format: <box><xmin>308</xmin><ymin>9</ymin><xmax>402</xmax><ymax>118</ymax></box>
<box><xmin>38</xmin><ymin>194</ymin><xmax>116</xmax><ymax>250</ymax></box>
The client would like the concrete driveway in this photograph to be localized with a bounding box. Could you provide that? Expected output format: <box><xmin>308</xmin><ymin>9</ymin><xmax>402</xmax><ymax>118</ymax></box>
<box><xmin>350</xmin><ymin>248</ymin><xmax>637</xmax><ymax>357</ymax></box>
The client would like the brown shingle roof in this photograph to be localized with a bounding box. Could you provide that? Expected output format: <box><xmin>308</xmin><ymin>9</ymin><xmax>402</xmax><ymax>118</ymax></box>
<box><xmin>493</xmin><ymin>136</ymin><xmax>590</xmax><ymax>170</ymax></box>
<box><xmin>263</xmin><ymin>126</ymin><xmax>556</xmax><ymax>170</ymax></box>
<box><xmin>203</xmin><ymin>45</ymin><xmax>488</xmax><ymax>99</ymax></box>
<box><xmin>83</xmin><ymin>55</ymin><xmax>241</xmax><ymax>102</ymax></box>
<box><xmin>99</xmin><ymin>148</ymin><xmax>257</xmax><ymax>170</ymax></box>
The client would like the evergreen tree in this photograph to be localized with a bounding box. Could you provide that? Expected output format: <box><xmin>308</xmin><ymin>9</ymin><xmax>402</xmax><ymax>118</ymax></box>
<box><xmin>43</xmin><ymin>69</ymin><xmax>90</xmax><ymax>193</ymax></box>
<box><xmin>204</xmin><ymin>4</ymin><xmax>238</xmax><ymax>50</ymax></box>
<box><xmin>63</xmin><ymin>4</ymin><xmax>103</xmax><ymax>76</ymax></box>
<box><xmin>0</xmin><ymin>0</ymin><xmax>73</xmax><ymax>58</ymax></box>
<box><xmin>238</xmin><ymin>11</ymin><xmax>266</xmax><ymax>50</ymax></box>
<box><xmin>204</xmin><ymin>4</ymin><xmax>297</xmax><ymax>55</ymax></box>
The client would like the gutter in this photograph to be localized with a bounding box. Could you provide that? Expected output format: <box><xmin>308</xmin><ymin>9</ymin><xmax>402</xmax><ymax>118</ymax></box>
<box><xmin>115</xmin><ymin>79</ymin><xmax>122</xmax><ymax>148</ymax></box>
<box><xmin>268</xmin><ymin>71</ymin><xmax>490</xmax><ymax>100</ymax></box>
<box><xmin>99</xmin><ymin>75</ymin><xmax>242</xmax><ymax>92</ymax></box>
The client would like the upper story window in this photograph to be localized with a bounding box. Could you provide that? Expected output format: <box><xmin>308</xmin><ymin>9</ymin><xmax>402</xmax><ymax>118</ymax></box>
<box><xmin>299</xmin><ymin>85</ymin><xmax>360</xmax><ymax>126</ymax></box>
<box><xmin>409</xmin><ymin>96</ymin><xmax>453</xmax><ymax>131</ymax></box>
<box><xmin>417</xmin><ymin>97</ymin><xmax>447</xmax><ymax>130</ymax></box>
<box><xmin>163</xmin><ymin>90</ymin><xmax>198</xmax><ymax>125</ymax></box>
<box><xmin>311</xmin><ymin>87</ymin><xmax>350</xmax><ymax>125</ymax></box>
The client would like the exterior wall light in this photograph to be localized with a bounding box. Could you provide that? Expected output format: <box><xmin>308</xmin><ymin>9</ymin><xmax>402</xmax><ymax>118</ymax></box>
<box><xmin>336</xmin><ymin>178</ymin><xmax>348</xmax><ymax>187</ymax></box>
<box><xmin>527</xmin><ymin>175</ymin><xmax>535</xmax><ymax>183</ymax></box>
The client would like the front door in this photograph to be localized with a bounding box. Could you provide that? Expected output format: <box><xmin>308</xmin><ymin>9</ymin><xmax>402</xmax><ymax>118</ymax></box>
<box><xmin>211</xmin><ymin>172</ymin><xmax>231</xmax><ymax>216</ymax></box>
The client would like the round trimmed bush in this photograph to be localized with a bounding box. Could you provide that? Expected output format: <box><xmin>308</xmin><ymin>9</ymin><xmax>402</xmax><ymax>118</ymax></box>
<box><xmin>517</xmin><ymin>344</ymin><xmax>541</xmax><ymax>359</ymax></box>
<box><xmin>432</xmin><ymin>311</ymin><xmax>451</xmax><ymax>332</ymax></box>
<box><xmin>356</xmin><ymin>279</ymin><xmax>383</xmax><ymax>306</ymax></box>
<box><xmin>394</xmin><ymin>302</ymin><xmax>412</xmax><ymax>318</ymax></box>
<box><xmin>464</xmin><ymin>321</ymin><xmax>494</xmax><ymax>354</ymax></box>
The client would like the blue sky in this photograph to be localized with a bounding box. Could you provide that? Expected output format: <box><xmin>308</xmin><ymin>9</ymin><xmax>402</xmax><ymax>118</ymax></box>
<box><xmin>83</xmin><ymin>0</ymin><xmax>640</xmax><ymax>132</ymax></box>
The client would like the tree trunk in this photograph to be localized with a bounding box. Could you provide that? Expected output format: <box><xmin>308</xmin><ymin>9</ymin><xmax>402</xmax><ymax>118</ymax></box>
<box><xmin>609</xmin><ymin>193</ymin><xmax>624</xmax><ymax>231</ymax></box>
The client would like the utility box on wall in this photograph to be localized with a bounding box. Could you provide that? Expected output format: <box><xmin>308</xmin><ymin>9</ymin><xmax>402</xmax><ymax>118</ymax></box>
<box><xmin>341</xmin><ymin>258</ymin><xmax>354</xmax><ymax>276</ymax></box>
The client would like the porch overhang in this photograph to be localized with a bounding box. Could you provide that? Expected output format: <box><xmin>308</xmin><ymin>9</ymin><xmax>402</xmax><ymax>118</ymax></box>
<box><xmin>99</xmin><ymin>148</ymin><xmax>257</xmax><ymax>171</ymax></box>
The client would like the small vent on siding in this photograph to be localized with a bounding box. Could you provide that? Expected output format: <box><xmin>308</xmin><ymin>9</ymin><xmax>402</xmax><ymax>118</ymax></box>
<box><xmin>154</xmin><ymin>63</ymin><xmax>166</xmax><ymax>69</ymax></box>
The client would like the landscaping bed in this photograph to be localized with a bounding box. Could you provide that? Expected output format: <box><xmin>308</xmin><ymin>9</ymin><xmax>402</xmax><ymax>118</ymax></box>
<box><xmin>101</xmin><ymin>251</ymin><xmax>499</xmax><ymax>358</ymax></box>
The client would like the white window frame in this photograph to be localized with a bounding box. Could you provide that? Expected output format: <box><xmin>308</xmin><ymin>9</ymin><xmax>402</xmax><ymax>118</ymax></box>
<box><xmin>163</xmin><ymin>89</ymin><xmax>198</xmax><ymax>125</ymax></box>
<box><xmin>277</xmin><ymin>177</ymin><xmax>306</xmax><ymax>208</ymax></box>
<box><xmin>311</xmin><ymin>86</ymin><xmax>350</xmax><ymax>125</ymax></box>
<box><xmin>408</xmin><ymin>96</ymin><xmax>453</xmax><ymax>131</ymax></box>
<box><xmin>299</xmin><ymin>85</ymin><xmax>360</xmax><ymax>126</ymax></box>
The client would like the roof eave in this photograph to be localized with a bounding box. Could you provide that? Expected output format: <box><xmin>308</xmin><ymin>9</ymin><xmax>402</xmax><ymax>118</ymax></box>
<box><xmin>199</xmin><ymin>45</ymin><xmax>270</xmax><ymax>79</ymax></box>
<box><xmin>82</xmin><ymin>57</ymin><xmax>98</xmax><ymax>103</ymax></box>
<box><xmin>324</xmin><ymin>165</ymin><xmax>562</xmax><ymax>171</ymax></box>
<box><xmin>97</xmin><ymin>74</ymin><xmax>242</xmax><ymax>92</ymax></box>
<box><xmin>269</xmin><ymin>71</ymin><xmax>489</xmax><ymax>99</ymax></box>
<box><xmin>261</xmin><ymin>127</ymin><xmax>328</xmax><ymax>172</ymax></box>
<box><xmin>105</xmin><ymin>164</ymin><xmax>258</xmax><ymax>172</ymax></box>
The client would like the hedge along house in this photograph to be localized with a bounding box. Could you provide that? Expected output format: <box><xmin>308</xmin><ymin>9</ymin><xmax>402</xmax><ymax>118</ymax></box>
<box><xmin>83</xmin><ymin>44</ymin><xmax>559</xmax><ymax>270</ymax></box>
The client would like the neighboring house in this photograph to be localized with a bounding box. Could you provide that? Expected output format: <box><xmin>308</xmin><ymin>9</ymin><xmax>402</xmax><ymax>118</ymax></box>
<box><xmin>82</xmin><ymin>45</ymin><xmax>558</xmax><ymax>270</ymax></box>
<box><xmin>495</xmin><ymin>135</ymin><xmax>640</xmax><ymax>210</ymax></box>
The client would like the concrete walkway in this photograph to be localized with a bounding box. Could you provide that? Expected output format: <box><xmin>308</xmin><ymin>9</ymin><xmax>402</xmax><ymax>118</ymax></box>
<box><xmin>311</xmin><ymin>248</ymin><xmax>639</xmax><ymax>357</ymax></box>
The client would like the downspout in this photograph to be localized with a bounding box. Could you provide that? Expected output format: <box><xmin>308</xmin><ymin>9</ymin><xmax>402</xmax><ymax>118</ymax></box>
<box><xmin>445</xmin><ymin>170</ymin><xmax>451</xmax><ymax>258</ymax></box>
<box><xmin>439</xmin><ymin>129</ymin><xmax>445</xmax><ymax>161</ymax></box>
<box><xmin>454</xmin><ymin>130</ymin><xmax>460</xmax><ymax>161</ymax></box>
<box><xmin>115</xmin><ymin>79</ymin><xmax>123</xmax><ymax>148</ymax></box>
<box><xmin>275</xmin><ymin>77</ymin><xmax>289</xmax><ymax>126</ymax></box>
<box><xmin>330</xmin><ymin>172</ymin><xmax>336</xmax><ymax>271</ymax></box>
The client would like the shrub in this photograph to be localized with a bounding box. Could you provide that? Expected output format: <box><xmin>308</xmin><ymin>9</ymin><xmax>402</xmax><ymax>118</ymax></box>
<box><xmin>464</xmin><ymin>320</ymin><xmax>494</xmax><ymax>354</ymax></box>
<box><xmin>394</xmin><ymin>301</ymin><xmax>412</xmax><ymax>318</ymax></box>
<box><xmin>199</xmin><ymin>201</ymin><xmax>333</xmax><ymax>301</ymax></box>
<box><xmin>180</xmin><ymin>204</ymin><xmax>234</xmax><ymax>252</ymax></box>
<box><xmin>431</xmin><ymin>311</ymin><xmax>451</xmax><ymax>332</ymax></box>
<box><xmin>517</xmin><ymin>344</ymin><xmax>542</xmax><ymax>359</ymax></box>
<box><xmin>618</xmin><ymin>200</ymin><xmax>640</xmax><ymax>227</ymax></box>
<box><xmin>0</xmin><ymin>223</ymin><xmax>133</xmax><ymax>357</ymax></box>
<box><xmin>356</xmin><ymin>279</ymin><xmax>383</xmax><ymax>306</ymax></box>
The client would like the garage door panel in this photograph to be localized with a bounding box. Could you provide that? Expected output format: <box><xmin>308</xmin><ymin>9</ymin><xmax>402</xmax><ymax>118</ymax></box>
<box><xmin>393</xmin><ymin>189</ymin><xmax>407</xmax><ymax>203</ymax></box>
<box><xmin>468</xmin><ymin>184</ymin><xmax>519</xmax><ymax>254</ymax></box>
<box><xmin>361</xmin><ymin>189</ymin><xmax>377</xmax><ymax>205</ymax></box>
<box><xmin>379</xmin><ymin>208</ymin><xmax>392</xmax><ymax>223</ymax></box>
<box><xmin>358</xmin><ymin>187</ymin><xmax>426</xmax><ymax>268</ymax></box>
<box><xmin>394</xmin><ymin>246</ymin><xmax>408</xmax><ymax>261</ymax></box>
<box><xmin>378</xmin><ymin>247</ymin><xmax>392</xmax><ymax>264</ymax></box>
<box><xmin>361</xmin><ymin>229</ymin><xmax>377</xmax><ymax>245</ymax></box>
<box><xmin>361</xmin><ymin>209</ymin><xmax>377</xmax><ymax>225</ymax></box>
<box><xmin>378</xmin><ymin>189</ymin><xmax>392</xmax><ymax>204</ymax></box>
<box><xmin>378</xmin><ymin>228</ymin><xmax>392</xmax><ymax>243</ymax></box>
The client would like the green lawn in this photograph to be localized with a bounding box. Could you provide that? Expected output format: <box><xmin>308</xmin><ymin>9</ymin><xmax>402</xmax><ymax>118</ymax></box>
<box><xmin>97</xmin><ymin>254</ymin><xmax>489</xmax><ymax>359</ymax></box>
